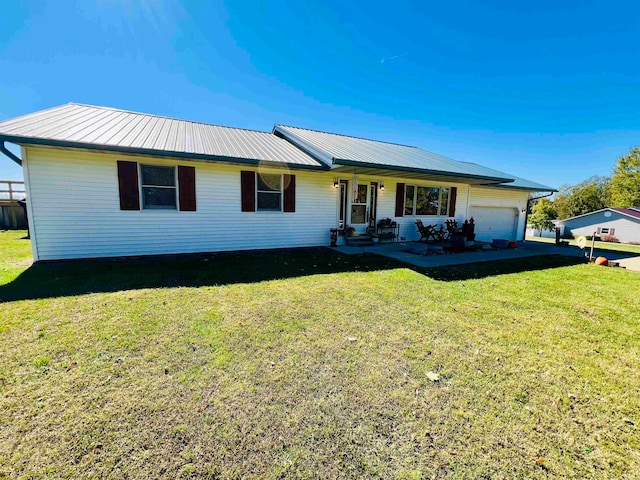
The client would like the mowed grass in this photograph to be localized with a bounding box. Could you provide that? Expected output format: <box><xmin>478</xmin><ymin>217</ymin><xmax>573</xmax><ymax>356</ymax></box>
<box><xmin>1</xmin><ymin>230</ymin><xmax>639</xmax><ymax>479</ymax></box>
<box><xmin>526</xmin><ymin>236</ymin><xmax>640</xmax><ymax>255</ymax></box>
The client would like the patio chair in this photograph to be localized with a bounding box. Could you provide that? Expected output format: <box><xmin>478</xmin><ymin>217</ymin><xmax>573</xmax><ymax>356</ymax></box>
<box><xmin>445</xmin><ymin>219</ymin><xmax>459</xmax><ymax>236</ymax></box>
<box><xmin>415</xmin><ymin>220</ymin><xmax>438</xmax><ymax>243</ymax></box>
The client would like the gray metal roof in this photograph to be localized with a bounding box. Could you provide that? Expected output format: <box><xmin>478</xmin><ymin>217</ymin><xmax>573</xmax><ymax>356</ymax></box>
<box><xmin>0</xmin><ymin>103</ymin><xmax>325</xmax><ymax>169</ymax></box>
<box><xmin>274</xmin><ymin>125</ymin><xmax>516</xmax><ymax>183</ymax></box>
<box><xmin>489</xmin><ymin>173</ymin><xmax>556</xmax><ymax>192</ymax></box>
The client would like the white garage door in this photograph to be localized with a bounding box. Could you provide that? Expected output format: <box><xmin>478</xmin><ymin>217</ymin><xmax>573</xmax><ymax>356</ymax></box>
<box><xmin>470</xmin><ymin>207</ymin><xmax>518</xmax><ymax>241</ymax></box>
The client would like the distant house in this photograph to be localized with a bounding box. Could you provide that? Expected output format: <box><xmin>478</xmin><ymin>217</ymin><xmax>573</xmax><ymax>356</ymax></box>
<box><xmin>0</xmin><ymin>103</ymin><xmax>555</xmax><ymax>261</ymax></box>
<box><xmin>526</xmin><ymin>220</ymin><xmax>563</xmax><ymax>239</ymax></box>
<box><xmin>558</xmin><ymin>208</ymin><xmax>640</xmax><ymax>243</ymax></box>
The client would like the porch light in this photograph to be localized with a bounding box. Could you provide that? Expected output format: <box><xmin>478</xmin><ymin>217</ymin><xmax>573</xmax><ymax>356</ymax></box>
<box><xmin>379</xmin><ymin>181</ymin><xmax>385</xmax><ymax>191</ymax></box>
<box><xmin>334</xmin><ymin>178</ymin><xmax>339</xmax><ymax>188</ymax></box>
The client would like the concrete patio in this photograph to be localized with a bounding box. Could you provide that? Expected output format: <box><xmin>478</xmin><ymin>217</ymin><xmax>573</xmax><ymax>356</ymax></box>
<box><xmin>333</xmin><ymin>240</ymin><xmax>640</xmax><ymax>269</ymax></box>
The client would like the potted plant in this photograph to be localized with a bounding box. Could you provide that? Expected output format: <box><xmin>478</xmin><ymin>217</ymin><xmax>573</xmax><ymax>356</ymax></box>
<box><xmin>345</xmin><ymin>225</ymin><xmax>356</xmax><ymax>237</ymax></box>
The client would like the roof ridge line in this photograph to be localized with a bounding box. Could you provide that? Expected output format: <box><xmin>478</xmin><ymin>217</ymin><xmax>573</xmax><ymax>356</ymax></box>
<box><xmin>68</xmin><ymin>102</ymin><xmax>277</xmax><ymax>136</ymax></box>
<box><xmin>275</xmin><ymin>124</ymin><xmax>418</xmax><ymax>149</ymax></box>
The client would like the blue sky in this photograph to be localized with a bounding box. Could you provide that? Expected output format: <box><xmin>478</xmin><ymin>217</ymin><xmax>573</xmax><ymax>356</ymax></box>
<box><xmin>1</xmin><ymin>0</ymin><xmax>639</xmax><ymax>187</ymax></box>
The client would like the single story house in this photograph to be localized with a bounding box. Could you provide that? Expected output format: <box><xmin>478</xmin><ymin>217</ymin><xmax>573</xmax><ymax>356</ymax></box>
<box><xmin>0</xmin><ymin>103</ymin><xmax>555</xmax><ymax>261</ymax></box>
<box><xmin>557</xmin><ymin>207</ymin><xmax>640</xmax><ymax>243</ymax></box>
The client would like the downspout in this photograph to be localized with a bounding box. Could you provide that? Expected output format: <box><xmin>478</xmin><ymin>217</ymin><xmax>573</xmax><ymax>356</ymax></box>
<box><xmin>523</xmin><ymin>191</ymin><xmax>554</xmax><ymax>240</ymax></box>
<box><xmin>0</xmin><ymin>141</ymin><xmax>22</xmax><ymax>166</ymax></box>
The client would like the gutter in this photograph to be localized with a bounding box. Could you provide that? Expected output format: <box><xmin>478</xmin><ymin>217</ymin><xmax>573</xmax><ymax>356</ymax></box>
<box><xmin>0</xmin><ymin>141</ymin><xmax>22</xmax><ymax>166</ymax></box>
<box><xmin>523</xmin><ymin>191</ymin><xmax>554</xmax><ymax>240</ymax></box>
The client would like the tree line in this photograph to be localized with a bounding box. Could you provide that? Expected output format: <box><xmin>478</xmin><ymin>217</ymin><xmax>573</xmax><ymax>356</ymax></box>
<box><xmin>529</xmin><ymin>147</ymin><xmax>640</xmax><ymax>234</ymax></box>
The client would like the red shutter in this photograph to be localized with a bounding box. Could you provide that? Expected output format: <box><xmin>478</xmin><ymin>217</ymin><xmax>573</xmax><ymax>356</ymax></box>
<box><xmin>178</xmin><ymin>166</ymin><xmax>196</xmax><ymax>211</ymax></box>
<box><xmin>395</xmin><ymin>183</ymin><xmax>405</xmax><ymax>217</ymax></box>
<box><xmin>609</xmin><ymin>228</ymin><xmax>615</xmax><ymax>235</ymax></box>
<box><xmin>596</xmin><ymin>227</ymin><xmax>601</xmax><ymax>235</ymax></box>
<box><xmin>241</xmin><ymin>171</ymin><xmax>256</xmax><ymax>212</ymax></box>
<box><xmin>117</xmin><ymin>160</ymin><xmax>140</xmax><ymax>210</ymax></box>
<box><xmin>448</xmin><ymin>187</ymin><xmax>457</xmax><ymax>217</ymax></box>
<box><xmin>283</xmin><ymin>174</ymin><xmax>296</xmax><ymax>212</ymax></box>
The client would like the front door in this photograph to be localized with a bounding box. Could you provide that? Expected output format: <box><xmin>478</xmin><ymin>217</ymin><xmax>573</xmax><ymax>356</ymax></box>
<box><xmin>351</xmin><ymin>182</ymin><xmax>369</xmax><ymax>226</ymax></box>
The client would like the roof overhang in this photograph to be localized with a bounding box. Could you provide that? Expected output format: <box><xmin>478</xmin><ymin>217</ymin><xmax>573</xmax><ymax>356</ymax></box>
<box><xmin>331</xmin><ymin>158</ymin><xmax>514</xmax><ymax>185</ymax></box>
<box><xmin>487</xmin><ymin>183</ymin><xmax>558</xmax><ymax>193</ymax></box>
<box><xmin>1</xmin><ymin>135</ymin><xmax>331</xmax><ymax>172</ymax></box>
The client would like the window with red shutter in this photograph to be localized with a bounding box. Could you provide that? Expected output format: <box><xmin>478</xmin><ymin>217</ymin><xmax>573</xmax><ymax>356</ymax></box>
<box><xmin>241</xmin><ymin>171</ymin><xmax>256</xmax><ymax>212</ymax></box>
<box><xmin>395</xmin><ymin>183</ymin><xmax>405</xmax><ymax>217</ymax></box>
<box><xmin>117</xmin><ymin>160</ymin><xmax>140</xmax><ymax>210</ymax></box>
<box><xmin>178</xmin><ymin>166</ymin><xmax>196</xmax><ymax>211</ymax></box>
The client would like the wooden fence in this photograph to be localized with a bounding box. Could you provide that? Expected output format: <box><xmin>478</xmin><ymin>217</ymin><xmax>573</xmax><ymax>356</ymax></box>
<box><xmin>0</xmin><ymin>180</ymin><xmax>27</xmax><ymax>229</ymax></box>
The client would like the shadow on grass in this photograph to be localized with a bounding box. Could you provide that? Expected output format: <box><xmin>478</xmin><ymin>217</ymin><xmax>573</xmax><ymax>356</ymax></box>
<box><xmin>525</xmin><ymin>239</ymin><xmax>639</xmax><ymax>260</ymax></box>
<box><xmin>421</xmin><ymin>255</ymin><xmax>584</xmax><ymax>281</ymax></box>
<box><xmin>0</xmin><ymin>248</ymin><xmax>585</xmax><ymax>302</ymax></box>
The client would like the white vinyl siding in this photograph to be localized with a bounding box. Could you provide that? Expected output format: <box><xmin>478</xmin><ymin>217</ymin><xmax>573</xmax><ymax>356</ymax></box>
<box><xmin>559</xmin><ymin>211</ymin><xmax>640</xmax><ymax>243</ymax></box>
<box><xmin>24</xmin><ymin>147</ymin><xmax>337</xmax><ymax>260</ymax></box>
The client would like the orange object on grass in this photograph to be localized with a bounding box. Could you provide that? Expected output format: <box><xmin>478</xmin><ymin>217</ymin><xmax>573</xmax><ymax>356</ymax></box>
<box><xmin>595</xmin><ymin>256</ymin><xmax>609</xmax><ymax>266</ymax></box>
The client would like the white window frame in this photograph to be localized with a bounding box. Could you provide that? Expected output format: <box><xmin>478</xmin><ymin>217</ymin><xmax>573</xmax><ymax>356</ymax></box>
<box><xmin>600</xmin><ymin>227</ymin><xmax>610</xmax><ymax>234</ymax></box>
<box><xmin>139</xmin><ymin>164</ymin><xmax>178</xmax><ymax>210</ymax></box>
<box><xmin>404</xmin><ymin>184</ymin><xmax>451</xmax><ymax>217</ymax></box>
<box><xmin>256</xmin><ymin>173</ymin><xmax>283</xmax><ymax>212</ymax></box>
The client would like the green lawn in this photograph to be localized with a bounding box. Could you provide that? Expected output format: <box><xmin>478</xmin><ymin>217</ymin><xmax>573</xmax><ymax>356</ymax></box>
<box><xmin>526</xmin><ymin>235</ymin><xmax>640</xmax><ymax>255</ymax></box>
<box><xmin>1</xmin><ymin>230</ymin><xmax>639</xmax><ymax>479</ymax></box>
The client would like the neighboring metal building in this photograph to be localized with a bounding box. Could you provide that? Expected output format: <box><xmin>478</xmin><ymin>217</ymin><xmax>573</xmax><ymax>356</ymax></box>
<box><xmin>0</xmin><ymin>103</ymin><xmax>555</xmax><ymax>261</ymax></box>
<box><xmin>558</xmin><ymin>208</ymin><xmax>640</xmax><ymax>244</ymax></box>
<box><xmin>0</xmin><ymin>180</ymin><xmax>27</xmax><ymax>229</ymax></box>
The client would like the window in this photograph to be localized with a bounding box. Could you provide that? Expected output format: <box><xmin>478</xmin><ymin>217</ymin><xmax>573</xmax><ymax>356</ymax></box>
<box><xmin>439</xmin><ymin>187</ymin><xmax>450</xmax><ymax>216</ymax></box>
<box><xmin>415</xmin><ymin>186</ymin><xmax>439</xmax><ymax>215</ymax></box>
<box><xmin>141</xmin><ymin>165</ymin><xmax>176</xmax><ymax>209</ymax></box>
<box><xmin>404</xmin><ymin>186</ymin><xmax>415</xmax><ymax>216</ymax></box>
<box><xmin>600</xmin><ymin>227</ymin><xmax>609</xmax><ymax>234</ymax></box>
<box><xmin>257</xmin><ymin>173</ymin><xmax>282</xmax><ymax>211</ymax></box>
<box><xmin>351</xmin><ymin>184</ymin><xmax>368</xmax><ymax>224</ymax></box>
<box><xmin>404</xmin><ymin>185</ymin><xmax>450</xmax><ymax>216</ymax></box>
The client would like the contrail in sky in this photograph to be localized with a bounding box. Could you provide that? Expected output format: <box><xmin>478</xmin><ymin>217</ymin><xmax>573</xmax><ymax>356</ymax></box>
<box><xmin>381</xmin><ymin>53</ymin><xmax>408</xmax><ymax>64</ymax></box>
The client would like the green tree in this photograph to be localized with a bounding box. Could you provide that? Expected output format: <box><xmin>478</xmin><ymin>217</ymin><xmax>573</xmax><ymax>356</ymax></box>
<box><xmin>551</xmin><ymin>184</ymin><xmax>572</xmax><ymax>220</ymax></box>
<box><xmin>609</xmin><ymin>147</ymin><xmax>640</xmax><ymax>207</ymax></box>
<box><xmin>528</xmin><ymin>198</ymin><xmax>558</xmax><ymax>236</ymax></box>
<box><xmin>552</xmin><ymin>176</ymin><xmax>610</xmax><ymax>219</ymax></box>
